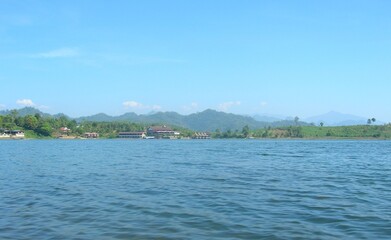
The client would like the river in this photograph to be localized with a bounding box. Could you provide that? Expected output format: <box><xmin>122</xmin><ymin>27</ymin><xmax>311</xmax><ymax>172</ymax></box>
<box><xmin>1</xmin><ymin>139</ymin><xmax>390</xmax><ymax>239</ymax></box>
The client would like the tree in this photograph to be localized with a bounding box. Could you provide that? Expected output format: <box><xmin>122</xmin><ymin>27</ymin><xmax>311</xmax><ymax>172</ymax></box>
<box><xmin>1</xmin><ymin>115</ymin><xmax>14</xmax><ymax>129</ymax></box>
<box><xmin>214</xmin><ymin>129</ymin><xmax>221</xmax><ymax>138</ymax></box>
<box><xmin>67</xmin><ymin>120</ymin><xmax>77</xmax><ymax>130</ymax></box>
<box><xmin>10</xmin><ymin>109</ymin><xmax>18</xmax><ymax>124</ymax></box>
<box><xmin>320</xmin><ymin>122</ymin><xmax>324</xmax><ymax>127</ymax></box>
<box><xmin>15</xmin><ymin>117</ymin><xmax>25</xmax><ymax>127</ymax></box>
<box><xmin>34</xmin><ymin>113</ymin><xmax>42</xmax><ymax>121</ymax></box>
<box><xmin>75</xmin><ymin>126</ymin><xmax>84</xmax><ymax>135</ymax></box>
<box><xmin>371</xmin><ymin>118</ymin><xmax>376</xmax><ymax>123</ymax></box>
<box><xmin>24</xmin><ymin>115</ymin><xmax>39</xmax><ymax>130</ymax></box>
<box><xmin>287</xmin><ymin>126</ymin><xmax>303</xmax><ymax>138</ymax></box>
<box><xmin>367</xmin><ymin>119</ymin><xmax>372</xmax><ymax>125</ymax></box>
<box><xmin>10</xmin><ymin>109</ymin><xmax>18</xmax><ymax>122</ymax></box>
<box><xmin>294</xmin><ymin>116</ymin><xmax>299</xmax><ymax>126</ymax></box>
<box><xmin>36</xmin><ymin>122</ymin><xmax>52</xmax><ymax>136</ymax></box>
<box><xmin>222</xmin><ymin>129</ymin><xmax>232</xmax><ymax>138</ymax></box>
<box><xmin>242</xmin><ymin>125</ymin><xmax>250</xmax><ymax>138</ymax></box>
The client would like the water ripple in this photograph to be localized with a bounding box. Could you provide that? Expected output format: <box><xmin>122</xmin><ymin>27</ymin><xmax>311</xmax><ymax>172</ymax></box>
<box><xmin>0</xmin><ymin>140</ymin><xmax>390</xmax><ymax>239</ymax></box>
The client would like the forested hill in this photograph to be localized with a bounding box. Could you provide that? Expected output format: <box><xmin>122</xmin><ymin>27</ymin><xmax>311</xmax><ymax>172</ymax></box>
<box><xmin>0</xmin><ymin>107</ymin><xmax>70</xmax><ymax>119</ymax></box>
<box><xmin>1</xmin><ymin>108</ymin><xmax>309</xmax><ymax>131</ymax></box>
<box><xmin>0</xmin><ymin>107</ymin><xmax>50</xmax><ymax>118</ymax></box>
<box><xmin>77</xmin><ymin>109</ymin><xmax>309</xmax><ymax>131</ymax></box>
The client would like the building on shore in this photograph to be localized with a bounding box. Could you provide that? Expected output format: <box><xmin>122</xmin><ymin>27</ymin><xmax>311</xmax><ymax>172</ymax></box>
<box><xmin>60</xmin><ymin>127</ymin><xmax>71</xmax><ymax>134</ymax></box>
<box><xmin>118</xmin><ymin>131</ymin><xmax>146</xmax><ymax>139</ymax></box>
<box><xmin>0</xmin><ymin>132</ymin><xmax>9</xmax><ymax>138</ymax></box>
<box><xmin>84</xmin><ymin>132</ymin><xmax>99</xmax><ymax>138</ymax></box>
<box><xmin>147</xmin><ymin>126</ymin><xmax>176</xmax><ymax>139</ymax></box>
<box><xmin>193</xmin><ymin>132</ymin><xmax>211</xmax><ymax>139</ymax></box>
<box><xmin>0</xmin><ymin>129</ymin><xmax>25</xmax><ymax>139</ymax></box>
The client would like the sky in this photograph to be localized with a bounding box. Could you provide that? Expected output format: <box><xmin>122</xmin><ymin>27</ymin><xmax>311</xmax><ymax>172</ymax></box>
<box><xmin>1</xmin><ymin>0</ymin><xmax>390</xmax><ymax>121</ymax></box>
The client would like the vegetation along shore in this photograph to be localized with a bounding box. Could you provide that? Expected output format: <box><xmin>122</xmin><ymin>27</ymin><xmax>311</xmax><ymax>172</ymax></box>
<box><xmin>1</xmin><ymin>108</ymin><xmax>390</xmax><ymax>140</ymax></box>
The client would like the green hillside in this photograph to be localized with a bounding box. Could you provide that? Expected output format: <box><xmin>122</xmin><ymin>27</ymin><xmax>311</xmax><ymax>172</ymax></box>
<box><xmin>75</xmin><ymin>109</ymin><xmax>308</xmax><ymax>131</ymax></box>
<box><xmin>249</xmin><ymin>125</ymin><xmax>391</xmax><ymax>139</ymax></box>
<box><xmin>300</xmin><ymin>125</ymin><xmax>391</xmax><ymax>138</ymax></box>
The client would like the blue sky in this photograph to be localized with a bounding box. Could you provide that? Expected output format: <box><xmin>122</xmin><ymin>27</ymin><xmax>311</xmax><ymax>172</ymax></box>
<box><xmin>1</xmin><ymin>0</ymin><xmax>390</xmax><ymax>121</ymax></box>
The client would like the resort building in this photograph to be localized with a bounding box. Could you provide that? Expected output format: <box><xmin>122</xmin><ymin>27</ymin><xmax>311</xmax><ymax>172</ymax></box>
<box><xmin>12</xmin><ymin>130</ymin><xmax>25</xmax><ymax>138</ymax></box>
<box><xmin>0</xmin><ymin>132</ymin><xmax>9</xmax><ymax>139</ymax></box>
<box><xmin>60</xmin><ymin>127</ymin><xmax>71</xmax><ymax>134</ymax></box>
<box><xmin>84</xmin><ymin>132</ymin><xmax>99</xmax><ymax>138</ymax></box>
<box><xmin>147</xmin><ymin>126</ymin><xmax>175</xmax><ymax>138</ymax></box>
<box><xmin>193</xmin><ymin>132</ymin><xmax>211</xmax><ymax>139</ymax></box>
<box><xmin>118</xmin><ymin>132</ymin><xmax>146</xmax><ymax>139</ymax></box>
<box><xmin>0</xmin><ymin>130</ymin><xmax>25</xmax><ymax>139</ymax></box>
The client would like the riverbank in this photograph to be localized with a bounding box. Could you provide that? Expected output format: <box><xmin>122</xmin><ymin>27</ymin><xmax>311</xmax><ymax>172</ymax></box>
<box><xmin>3</xmin><ymin>136</ymin><xmax>390</xmax><ymax>141</ymax></box>
<box><xmin>2</xmin><ymin>112</ymin><xmax>391</xmax><ymax>140</ymax></box>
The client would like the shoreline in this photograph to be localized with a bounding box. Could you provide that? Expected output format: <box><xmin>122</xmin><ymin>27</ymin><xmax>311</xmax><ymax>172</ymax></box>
<box><xmin>2</xmin><ymin>137</ymin><xmax>389</xmax><ymax>141</ymax></box>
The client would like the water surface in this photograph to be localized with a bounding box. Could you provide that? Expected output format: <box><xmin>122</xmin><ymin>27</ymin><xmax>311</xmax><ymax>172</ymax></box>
<box><xmin>1</xmin><ymin>140</ymin><xmax>390</xmax><ymax>239</ymax></box>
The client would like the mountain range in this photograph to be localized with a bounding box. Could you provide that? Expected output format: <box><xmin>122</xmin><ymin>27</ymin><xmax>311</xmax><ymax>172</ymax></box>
<box><xmin>0</xmin><ymin>107</ymin><xmax>382</xmax><ymax>131</ymax></box>
<box><xmin>75</xmin><ymin>109</ymin><xmax>312</xmax><ymax>131</ymax></box>
<box><xmin>304</xmin><ymin>111</ymin><xmax>382</xmax><ymax>126</ymax></box>
<box><xmin>0</xmin><ymin>107</ymin><xmax>309</xmax><ymax>131</ymax></box>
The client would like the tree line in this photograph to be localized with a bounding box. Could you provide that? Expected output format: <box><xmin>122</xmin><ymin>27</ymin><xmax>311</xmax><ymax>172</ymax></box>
<box><xmin>1</xmin><ymin>110</ymin><xmax>389</xmax><ymax>139</ymax></box>
<box><xmin>0</xmin><ymin>111</ymin><xmax>149</xmax><ymax>138</ymax></box>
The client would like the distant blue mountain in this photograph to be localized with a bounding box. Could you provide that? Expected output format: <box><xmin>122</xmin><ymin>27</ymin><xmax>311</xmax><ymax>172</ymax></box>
<box><xmin>305</xmin><ymin>111</ymin><xmax>382</xmax><ymax>126</ymax></box>
<box><xmin>76</xmin><ymin>109</ymin><xmax>310</xmax><ymax>131</ymax></box>
<box><xmin>252</xmin><ymin>114</ymin><xmax>283</xmax><ymax>122</ymax></box>
<box><xmin>0</xmin><ymin>107</ymin><xmax>332</xmax><ymax>131</ymax></box>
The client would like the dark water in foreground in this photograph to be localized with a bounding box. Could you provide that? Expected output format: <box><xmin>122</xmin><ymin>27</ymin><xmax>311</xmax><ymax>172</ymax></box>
<box><xmin>0</xmin><ymin>140</ymin><xmax>390</xmax><ymax>239</ymax></box>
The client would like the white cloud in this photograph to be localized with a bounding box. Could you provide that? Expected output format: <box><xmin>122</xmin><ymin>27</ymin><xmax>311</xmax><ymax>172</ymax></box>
<box><xmin>151</xmin><ymin>105</ymin><xmax>162</xmax><ymax>110</ymax></box>
<box><xmin>123</xmin><ymin>101</ymin><xmax>144</xmax><ymax>108</ymax></box>
<box><xmin>260</xmin><ymin>101</ymin><xmax>268</xmax><ymax>107</ymax></box>
<box><xmin>15</xmin><ymin>99</ymin><xmax>49</xmax><ymax>110</ymax></box>
<box><xmin>190</xmin><ymin>102</ymin><xmax>198</xmax><ymax>108</ymax></box>
<box><xmin>16</xmin><ymin>99</ymin><xmax>35</xmax><ymax>107</ymax></box>
<box><xmin>0</xmin><ymin>104</ymin><xmax>6</xmax><ymax>109</ymax></box>
<box><xmin>38</xmin><ymin>105</ymin><xmax>50</xmax><ymax>110</ymax></box>
<box><xmin>123</xmin><ymin>101</ymin><xmax>162</xmax><ymax>111</ymax></box>
<box><xmin>183</xmin><ymin>102</ymin><xmax>199</xmax><ymax>112</ymax></box>
<box><xmin>32</xmin><ymin>48</ymin><xmax>79</xmax><ymax>58</ymax></box>
<box><xmin>218</xmin><ymin>101</ymin><xmax>241</xmax><ymax>112</ymax></box>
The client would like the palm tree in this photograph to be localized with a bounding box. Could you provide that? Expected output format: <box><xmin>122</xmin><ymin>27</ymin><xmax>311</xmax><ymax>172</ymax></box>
<box><xmin>10</xmin><ymin>109</ymin><xmax>18</xmax><ymax>127</ymax></box>
<box><xmin>294</xmin><ymin>116</ymin><xmax>299</xmax><ymax>126</ymax></box>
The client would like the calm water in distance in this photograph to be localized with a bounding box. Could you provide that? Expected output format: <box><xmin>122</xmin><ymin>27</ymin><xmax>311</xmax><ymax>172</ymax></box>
<box><xmin>1</xmin><ymin>139</ymin><xmax>390</xmax><ymax>239</ymax></box>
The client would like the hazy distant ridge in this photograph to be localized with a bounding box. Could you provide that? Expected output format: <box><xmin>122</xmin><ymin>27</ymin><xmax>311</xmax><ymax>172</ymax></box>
<box><xmin>304</xmin><ymin>111</ymin><xmax>381</xmax><ymax>126</ymax></box>
<box><xmin>0</xmin><ymin>107</ymin><xmax>310</xmax><ymax>131</ymax></box>
<box><xmin>76</xmin><ymin>109</ymin><xmax>311</xmax><ymax>131</ymax></box>
<box><xmin>1</xmin><ymin>107</ymin><xmax>383</xmax><ymax>131</ymax></box>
